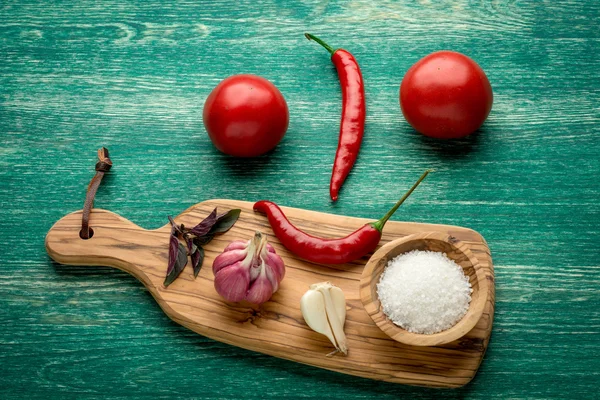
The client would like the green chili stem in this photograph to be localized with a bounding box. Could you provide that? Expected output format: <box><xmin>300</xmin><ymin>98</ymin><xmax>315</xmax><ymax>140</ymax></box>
<box><xmin>371</xmin><ymin>169</ymin><xmax>434</xmax><ymax>232</ymax></box>
<box><xmin>304</xmin><ymin>33</ymin><xmax>336</xmax><ymax>55</ymax></box>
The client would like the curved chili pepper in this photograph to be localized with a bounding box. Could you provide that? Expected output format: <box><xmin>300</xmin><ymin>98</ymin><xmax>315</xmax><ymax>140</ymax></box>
<box><xmin>253</xmin><ymin>170</ymin><xmax>432</xmax><ymax>264</ymax></box>
<box><xmin>306</xmin><ymin>33</ymin><xmax>366</xmax><ymax>202</ymax></box>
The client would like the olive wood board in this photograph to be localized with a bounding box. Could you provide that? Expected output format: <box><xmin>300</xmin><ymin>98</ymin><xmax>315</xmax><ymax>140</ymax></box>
<box><xmin>45</xmin><ymin>199</ymin><xmax>495</xmax><ymax>388</ymax></box>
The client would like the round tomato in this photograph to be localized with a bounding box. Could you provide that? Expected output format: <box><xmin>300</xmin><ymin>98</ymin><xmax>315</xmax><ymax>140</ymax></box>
<box><xmin>203</xmin><ymin>74</ymin><xmax>289</xmax><ymax>157</ymax></box>
<box><xmin>400</xmin><ymin>51</ymin><xmax>493</xmax><ymax>139</ymax></box>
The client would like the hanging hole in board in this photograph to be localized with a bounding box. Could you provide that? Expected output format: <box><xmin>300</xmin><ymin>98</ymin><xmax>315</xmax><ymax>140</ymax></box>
<box><xmin>79</xmin><ymin>228</ymin><xmax>94</xmax><ymax>239</ymax></box>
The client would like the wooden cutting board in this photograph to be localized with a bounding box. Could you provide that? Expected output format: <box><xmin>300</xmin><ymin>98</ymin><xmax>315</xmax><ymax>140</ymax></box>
<box><xmin>45</xmin><ymin>199</ymin><xmax>495</xmax><ymax>388</ymax></box>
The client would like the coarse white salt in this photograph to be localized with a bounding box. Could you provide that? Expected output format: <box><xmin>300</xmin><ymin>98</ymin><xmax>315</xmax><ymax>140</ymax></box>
<box><xmin>377</xmin><ymin>250</ymin><xmax>472</xmax><ymax>335</ymax></box>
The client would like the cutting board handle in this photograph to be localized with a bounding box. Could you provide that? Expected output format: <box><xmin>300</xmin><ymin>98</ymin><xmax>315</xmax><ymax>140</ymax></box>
<box><xmin>45</xmin><ymin>209</ymin><xmax>169</xmax><ymax>289</ymax></box>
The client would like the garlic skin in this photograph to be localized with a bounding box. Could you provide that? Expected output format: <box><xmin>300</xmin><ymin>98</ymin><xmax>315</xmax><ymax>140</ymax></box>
<box><xmin>300</xmin><ymin>282</ymin><xmax>348</xmax><ymax>355</ymax></box>
<box><xmin>213</xmin><ymin>232</ymin><xmax>285</xmax><ymax>304</ymax></box>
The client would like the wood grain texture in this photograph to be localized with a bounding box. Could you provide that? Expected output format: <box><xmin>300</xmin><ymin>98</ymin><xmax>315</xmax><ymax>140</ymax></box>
<box><xmin>45</xmin><ymin>200</ymin><xmax>494</xmax><ymax>388</ymax></box>
<box><xmin>1</xmin><ymin>0</ymin><xmax>599</xmax><ymax>398</ymax></box>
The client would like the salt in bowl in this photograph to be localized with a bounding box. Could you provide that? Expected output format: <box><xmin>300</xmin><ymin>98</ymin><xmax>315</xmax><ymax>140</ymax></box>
<box><xmin>360</xmin><ymin>231</ymin><xmax>490</xmax><ymax>346</ymax></box>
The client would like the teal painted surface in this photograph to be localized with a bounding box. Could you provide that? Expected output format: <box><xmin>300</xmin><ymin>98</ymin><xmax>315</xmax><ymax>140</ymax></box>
<box><xmin>1</xmin><ymin>1</ymin><xmax>599</xmax><ymax>398</ymax></box>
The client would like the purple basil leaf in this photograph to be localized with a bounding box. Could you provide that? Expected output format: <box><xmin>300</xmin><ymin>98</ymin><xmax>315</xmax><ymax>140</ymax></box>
<box><xmin>189</xmin><ymin>208</ymin><xmax>218</xmax><ymax>237</ymax></box>
<box><xmin>191</xmin><ymin>246</ymin><xmax>205</xmax><ymax>278</ymax></box>
<box><xmin>194</xmin><ymin>234</ymin><xmax>214</xmax><ymax>246</ymax></box>
<box><xmin>184</xmin><ymin>235</ymin><xmax>197</xmax><ymax>254</ymax></box>
<box><xmin>166</xmin><ymin>226</ymin><xmax>180</xmax><ymax>276</ymax></box>
<box><xmin>215</xmin><ymin>210</ymin><xmax>230</xmax><ymax>220</ymax></box>
<box><xmin>164</xmin><ymin>242</ymin><xmax>188</xmax><ymax>287</ymax></box>
<box><xmin>210</xmin><ymin>209</ymin><xmax>241</xmax><ymax>234</ymax></box>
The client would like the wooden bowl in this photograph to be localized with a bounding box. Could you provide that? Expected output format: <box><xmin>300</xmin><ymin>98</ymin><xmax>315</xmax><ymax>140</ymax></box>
<box><xmin>360</xmin><ymin>231</ymin><xmax>489</xmax><ymax>346</ymax></box>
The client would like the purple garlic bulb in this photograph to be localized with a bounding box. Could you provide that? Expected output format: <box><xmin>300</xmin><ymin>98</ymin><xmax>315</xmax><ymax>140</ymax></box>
<box><xmin>213</xmin><ymin>231</ymin><xmax>285</xmax><ymax>304</ymax></box>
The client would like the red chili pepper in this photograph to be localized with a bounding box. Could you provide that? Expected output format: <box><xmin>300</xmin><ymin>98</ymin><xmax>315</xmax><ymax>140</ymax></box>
<box><xmin>253</xmin><ymin>170</ymin><xmax>432</xmax><ymax>264</ymax></box>
<box><xmin>306</xmin><ymin>33</ymin><xmax>366</xmax><ymax>202</ymax></box>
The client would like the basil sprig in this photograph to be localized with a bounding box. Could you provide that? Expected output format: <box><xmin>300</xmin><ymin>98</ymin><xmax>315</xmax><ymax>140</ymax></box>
<box><xmin>164</xmin><ymin>209</ymin><xmax>241</xmax><ymax>287</ymax></box>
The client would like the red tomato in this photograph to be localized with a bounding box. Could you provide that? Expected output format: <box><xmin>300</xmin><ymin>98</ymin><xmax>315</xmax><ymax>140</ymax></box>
<box><xmin>400</xmin><ymin>51</ymin><xmax>493</xmax><ymax>139</ymax></box>
<box><xmin>203</xmin><ymin>74</ymin><xmax>289</xmax><ymax>157</ymax></box>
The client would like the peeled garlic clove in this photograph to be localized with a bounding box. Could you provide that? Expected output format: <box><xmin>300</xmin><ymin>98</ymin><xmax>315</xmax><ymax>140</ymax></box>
<box><xmin>318</xmin><ymin>284</ymin><xmax>347</xmax><ymax>354</ymax></box>
<box><xmin>212</xmin><ymin>249</ymin><xmax>247</xmax><ymax>275</ymax></box>
<box><xmin>328</xmin><ymin>285</ymin><xmax>346</xmax><ymax>326</ymax></box>
<box><xmin>301</xmin><ymin>289</ymin><xmax>337</xmax><ymax>349</ymax></box>
<box><xmin>213</xmin><ymin>262</ymin><xmax>250</xmax><ymax>302</ymax></box>
<box><xmin>300</xmin><ymin>282</ymin><xmax>348</xmax><ymax>355</ymax></box>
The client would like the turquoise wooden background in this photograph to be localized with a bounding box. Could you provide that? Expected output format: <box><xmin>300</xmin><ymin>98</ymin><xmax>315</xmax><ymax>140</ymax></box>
<box><xmin>1</xmin><ymin>1</ymin><xmax>598</xmax><ymax>398</ymax></box>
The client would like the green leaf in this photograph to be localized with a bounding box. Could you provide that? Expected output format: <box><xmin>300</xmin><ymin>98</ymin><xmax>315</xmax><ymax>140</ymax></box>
<box><xmin>211</xmin><ymin>209</ymin><xmax>241</xmax><ymax>234</ymax></box>
<box><xmin>194</xmin><ymin>234</ymin><xmax>215</xmax><ymax>246</ymax></box>
<box><xmin>192</xmin><ymin>246</ymin><xmax>205</xmax><ymax>278</ymax></box>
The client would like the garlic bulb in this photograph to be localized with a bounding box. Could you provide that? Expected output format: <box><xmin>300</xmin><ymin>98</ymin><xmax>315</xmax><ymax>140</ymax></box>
<box><xmin>213</xmin><ymin>231</ymin><xmax>285</xmax><ymax>304</ymax></box>
<box><xmin>300</xmin><ymin>282</ymin><xmax>348</xmax><ymax>355</ymax></box>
